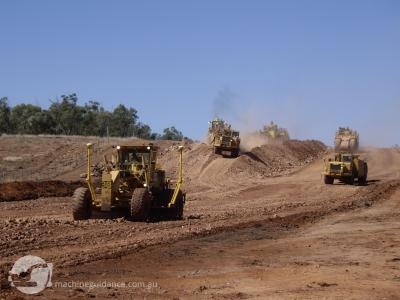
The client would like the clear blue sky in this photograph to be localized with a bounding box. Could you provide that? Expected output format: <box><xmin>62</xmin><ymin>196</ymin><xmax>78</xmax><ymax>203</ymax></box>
<box><xmin>1</xmin><ymin>0</ymin><xmax>399</xmax><ymax>145</ymax></box>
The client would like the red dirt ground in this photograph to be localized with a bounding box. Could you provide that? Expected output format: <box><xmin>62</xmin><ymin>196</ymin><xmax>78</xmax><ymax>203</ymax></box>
<box><xmin>0</xmin><ymin>135</ymin><xmax>399</xmax><ymax>299</ymax></box>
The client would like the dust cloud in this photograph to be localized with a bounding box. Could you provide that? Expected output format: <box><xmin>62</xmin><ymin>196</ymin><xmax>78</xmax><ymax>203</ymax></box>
<box><xmin>212</xmin><ymin>87</ymin><xmax>238</xmax><ymax>120</ymax></box>
<box><xmin>210</xmin><ymin>87</ymin><xmax>399</xmax><ymax>149</ymax></box>
<box><xmin>210</xmin><ymin>88</ymin><xmax>297</xmax><ymax>151</ymax></box>
<box><xmin>239</xmin><ymin>132</ymin><xmax>269</xmax><ymax>152</ymax></box>
<box><xmin>359</xmin><ymin>101</ymin><xmax>399</xmax><ymax>148</ymax></box>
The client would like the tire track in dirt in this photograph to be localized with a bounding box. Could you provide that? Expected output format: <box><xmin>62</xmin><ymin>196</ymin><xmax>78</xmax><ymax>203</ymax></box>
<box><xmin>5</xmin><ymin>179</ymin><xmax>397</xmax><ymax>300</ymax></box>
<box><xmin>1</xmin><ymin>177</ymin><xmax>398</xmax><ymax>272</ymax></box>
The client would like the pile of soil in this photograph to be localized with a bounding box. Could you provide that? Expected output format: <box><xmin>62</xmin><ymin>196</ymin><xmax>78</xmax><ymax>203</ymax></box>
<box><xmin>232</xmin><ymin>140</ymin><xmax>327</xmax><ymax>177</ymax></box>
<box><xmin>159</xmin><ymin>140</ymin><xmax>327</xmax><ymax>183</ymax></box>
<box><xmin>0</xmin><ymin>180</ymin><xmax>83</xmax><ymax>202</ymax></box>
<box><xmin>0</xmin><ymin>138</ymin><xmax>325</xmax><ymax>202</ymax></box>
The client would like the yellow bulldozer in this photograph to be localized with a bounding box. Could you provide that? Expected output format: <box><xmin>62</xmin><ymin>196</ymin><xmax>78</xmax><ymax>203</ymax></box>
<box><xmin>260</xmin><ymin>121</ymin><xmax>290</xmax><ymax>142</ymax></box>
<box><xmin>72</xmin><ymin>142</ymin><xmax>185</xmax><ymax>221</ymax></box>
<box><xmin>207</xmin><ymin>118</ymin><xmax>240</xmax><ymax>158</ymax></box>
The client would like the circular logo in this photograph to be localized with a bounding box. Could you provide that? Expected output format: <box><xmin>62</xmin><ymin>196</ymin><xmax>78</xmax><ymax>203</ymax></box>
<box><xmin>8</xmin><ymin>255</ymin><xmax>53</xmax><ymax>295</ymax></box>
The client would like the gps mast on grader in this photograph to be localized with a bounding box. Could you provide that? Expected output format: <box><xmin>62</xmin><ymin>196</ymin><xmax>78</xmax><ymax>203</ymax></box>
<box><xmin>72</xmin><ymin>142</ymin><xmax>185</xmax><ymax>221</ymax></box>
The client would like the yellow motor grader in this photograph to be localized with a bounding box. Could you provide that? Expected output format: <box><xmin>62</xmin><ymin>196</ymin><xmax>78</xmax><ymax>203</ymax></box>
<box><xmin>72</xmin><ymin>143</ymin><xmax>185</xmax><ymax>221</ymax></box>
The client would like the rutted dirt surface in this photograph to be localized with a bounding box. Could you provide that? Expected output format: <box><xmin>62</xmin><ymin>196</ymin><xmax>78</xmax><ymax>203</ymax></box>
<box><xmin>0</xmin><ymin>135</ymin><xmax>399</xmax><ymax>299</ymax></box>
<box><xmin>55</xmin><ymin>184</ymin><xmax>399</xmax><ymax>300</ymax></box>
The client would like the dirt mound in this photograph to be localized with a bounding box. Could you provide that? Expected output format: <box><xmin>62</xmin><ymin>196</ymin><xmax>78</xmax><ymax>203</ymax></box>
<box><xmin>0</xmin><ymin>135</ymin><xmax>173</xmax><ymax>182</ymax></box>
<box><xmin>232</xmin><ymin>140</ymin><xmax>327</xmax><ymax>177</ymax></box>
<box><xmin>158</xmin><ymin>140</ymin><xmax>326</xmax><ymax>191</ymax></box>
<box><xmin>0</xmin><ymin>138</ymin><xmax>324</xmax><ymax>200</ymax></box>
<box><xmin>0</xmin><ymin>180</ymin><xmax>83</xmax><ymax>202</ymax></box>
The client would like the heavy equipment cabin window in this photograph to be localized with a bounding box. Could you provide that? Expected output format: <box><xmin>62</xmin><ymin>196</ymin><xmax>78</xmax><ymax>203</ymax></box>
<box><xmin>120</xmin><ymin>151</ymin><xmax>135</xmax><ymax>163</ymax></box>
<box><xmin>119</xmin><ymin>150</ymin><xmax>149</xmax><ymax>164</ymax></box>
<box><xmin>136</xmin><ymin>152</ymin><xmax>150</xmax><ymax>163</ymax></box>
<box><xmin>342</xmin><ymin>155</ymin><xmax>352</xmax><ymax>162</ymax></box>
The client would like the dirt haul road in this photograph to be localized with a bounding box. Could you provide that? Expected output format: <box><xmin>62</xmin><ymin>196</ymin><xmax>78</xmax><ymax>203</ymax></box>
<box><xmin>0</xmin><ymin>136</ymin><xmax>399</xmax><ymax>299</ymax></box>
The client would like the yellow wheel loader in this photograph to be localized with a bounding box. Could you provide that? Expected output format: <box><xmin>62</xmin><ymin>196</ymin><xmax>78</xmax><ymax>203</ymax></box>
<box><xmin>322</xmin><ymin>153</ymin><xmax>368</xmax><ymax>185</ymax></box>
<box><xmin>72</xmin><ymin>143</ymin><xmax>185</xmax><ymax>221</ymax></box>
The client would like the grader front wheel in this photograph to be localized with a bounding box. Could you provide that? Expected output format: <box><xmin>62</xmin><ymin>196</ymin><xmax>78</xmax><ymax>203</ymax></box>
<box><xmin>72</xmin><ymin>187</ymin><xmax>92</xmax><ymax>220</ymax></box>
<box><xmin>131</xmin><ymin>188</ymin><xmax>151</xmax><ymax>221</ymax></box>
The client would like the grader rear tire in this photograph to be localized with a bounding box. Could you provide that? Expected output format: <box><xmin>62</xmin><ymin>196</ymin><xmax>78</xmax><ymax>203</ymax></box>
<box><xmin>131</xmin><ymin>188</ymin><xmax>151</xmax><ymax>221</ymax></box>
<box><xmin>72</xmin><ymin>187</ymin><xmax>92</xmax><ymax>220</ymax></box>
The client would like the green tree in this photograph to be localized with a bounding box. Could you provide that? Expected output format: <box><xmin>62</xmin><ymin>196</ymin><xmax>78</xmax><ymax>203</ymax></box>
<box><xmin>31</xmin><ymin>110</ymin><xmax>56</xmax><ymax>134</ymax></box>
<box><xmin>109</xmin><ymin>104</ymin><xmax>138</xmax><ymax>137</ymax></box>
<box><xmin>95</xmin><ymin>109</ymin><xmax>112</xmax><ymax>137</ymax></box>
<box><xmin>49</xmin><ymin>93</ymin><xmax>84</xmax><ymax>135</ymax></box>
<box><xmin>133</xmin><ymin>122</ymin><xmax>152</xmax><ymax>139</ymax></box>
<box><xmin>150</xmin><ymin>133</ymin><xmax>161</xmax><ymax>140</ymax></box>
<box><xmin>160</xmin><ymin>126</ymin><xmax>183</xmax><ymax>141</ymax></box>
<box><xmin>81</xmin><ymin>100</ymin><xmax>101</xmax><ymax>136</ymax></box>
<box><xmin>0</xmin><ymin>97</ymin><xmax>11</xmax><ymax>134</ymax></box>
<box><xmin>10</xmin><ymin>104</ymin><xmax>41</xmax><ymax>134</ymax></box>
<box><xmin>0</xmin><ymin>94</ymin><xmax>184</xmax><ymax>141</ymax></box>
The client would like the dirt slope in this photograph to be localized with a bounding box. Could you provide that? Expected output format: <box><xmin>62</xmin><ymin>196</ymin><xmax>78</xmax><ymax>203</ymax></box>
<box><xmin>63</xmin><ymin>186</ymin><xmax>400</xmax><ymax>299</ymax></box>
<box><xmin>0</xmin><ymin>181</ymin><xmax>83</xmax><ymax>202</ymax></box>
<box><xmin>159</xmin><ymin>140</ymin><xmax>326</xmax><ymax>194</ymax></box>
<box><xmin>0</xmin><ymin>135</ymin><xmax>179</xmax><ymax>182</ymax></box>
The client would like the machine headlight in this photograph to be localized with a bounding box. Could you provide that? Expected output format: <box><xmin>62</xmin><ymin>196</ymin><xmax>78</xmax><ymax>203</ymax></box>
<box><xmin>117</xmin><ymin>146</ymin><xmax>121</xmax><ymax>150</ymax></box>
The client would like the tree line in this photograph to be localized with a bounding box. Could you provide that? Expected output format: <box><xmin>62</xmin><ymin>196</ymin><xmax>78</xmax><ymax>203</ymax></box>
<box><xmin>0</xmin><ymin>94</ymin><xmax>184</xmax><ymax>140</ymax></box>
